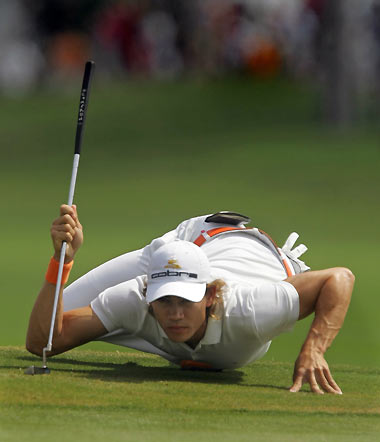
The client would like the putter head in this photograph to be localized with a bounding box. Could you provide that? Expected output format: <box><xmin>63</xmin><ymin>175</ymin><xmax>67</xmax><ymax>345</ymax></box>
<box><xmin>24</xmin><ymin>365</ymin><xmax>50</xmax><ymax>375</ymax></box>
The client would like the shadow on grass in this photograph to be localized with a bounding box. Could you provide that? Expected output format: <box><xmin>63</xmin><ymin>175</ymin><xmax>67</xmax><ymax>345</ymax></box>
<box><xmin>13</xmin><ymin>353</ymin><xmax>289</xmax><ymax>391</ymax></box>
<box><xmin>16</xmin><ymin>353</ymin><xmax>241</xmax><ymax>383</ymax></box>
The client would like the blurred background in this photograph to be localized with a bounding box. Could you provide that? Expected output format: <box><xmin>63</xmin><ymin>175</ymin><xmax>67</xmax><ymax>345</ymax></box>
<box><xmin>2</xmin><ymin>0</ymin><xmax>380</xmax><ymax>124</ymax></box>
<box><xmin>1</xmin><ymin>0</ymin><xmax>379</xmax><ymax>369</ymax></box>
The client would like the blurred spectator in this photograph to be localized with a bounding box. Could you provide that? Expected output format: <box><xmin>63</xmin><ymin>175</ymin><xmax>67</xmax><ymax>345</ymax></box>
<box><xmin>93</xmin><ymin>1</ymin><xmax>150</xmax><ymax>76</ymax></box>
<box><xmin>48</xmin><ymin>32</ymin><xmax>91</xmax><ymax>75</ymax></box>
<box><xmin>141</xmin><ymin>9</ymin><xmax>183</xmax><ymax>77</ymax></box>
<box><xmin>30</xmin><ymin>0</ymin><xmax>101</xmax><ymax>79</ymax></box>
<box><xmin>372</xmin><ymin>0</ymin><xmax>380</xmax><ymax>95</ymax></box>
<box><xmin>0</xmin><ymin>0</ymin><xmax>378</xmax><ymax>116</ymax></box>
<box><xmin>0</xmin><ymin>0</ymin><xmax>44</xmax><ymax>96</ymax></box>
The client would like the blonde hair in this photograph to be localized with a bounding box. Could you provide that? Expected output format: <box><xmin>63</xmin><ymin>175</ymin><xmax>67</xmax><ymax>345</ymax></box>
<box><xmin>206</xmin><ymin>279</ymin><xmax>225</xmax><ymax>320</ymax></box>
<box><xmin>142</xmin><ymin>278</ymin><xmax>226</xmax><ymax>320</ymax></box>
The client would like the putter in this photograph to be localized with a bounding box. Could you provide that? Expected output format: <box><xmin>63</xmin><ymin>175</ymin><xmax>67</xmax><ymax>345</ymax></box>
<box><xmin>25</xmin><ymin>61</ymin><xmax>95</xmax><ymax>375</ymax></box>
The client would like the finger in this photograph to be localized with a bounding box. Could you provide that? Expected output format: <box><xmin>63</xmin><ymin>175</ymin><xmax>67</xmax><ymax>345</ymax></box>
<box><xmin>52</xmin><ymin>214</ymin><xmax>76</xmax><ymax>229</ymax></box>
<box><xmin>63</xmin><ymin>214</ymin><xmax>76</xmax><ymax>228</ymax></box>
<box><xmin>323</xmin><ymin>368</ymin><xmax>343</xmax><ymax>394</ymax></box>
<box><xmin>71</xmin><ymin>204</ymin><xmax>78</xmax><ymax>221</ymax></box>
<box><xmin>52</xmin><ymin>232</ymin><xmax>74</xmax><ymax>245</ymax></box>
<box><xmin>51</xmin><ymin>226</ymin><xmax>75</xmax><ymax>243</ymax></box>
<box><xmin>59</xmin><ymin>204</ymin><xmax>74</xmax><ymax>216</ymax></box>
<box><xmin>70</xmin><ymin>204</ymin><xmax>83</xmax><ymax>229</ymax></box>
<box><xmin>308</xmin><ymin>372</ymin><xmax>324</xmax><ymax>395</ymax></box>
<box><xmin>315</xmin><ymin>369</ymin><xmax>338</xmax><ymax>394</ymax></box>
<box><xmin>289</xmin><ymin>374</ymin><xmax>303</xmax><ymax>393</ymax></box>
<box><xmin>52</xmin><ymin>223</ymin><xmax>76</xmax><ymax>236</ymax></box>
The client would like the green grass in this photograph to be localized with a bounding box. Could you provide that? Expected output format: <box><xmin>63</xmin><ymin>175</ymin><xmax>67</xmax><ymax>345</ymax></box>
<box><xmin>1</xmin><ymin>347</ymin><xmax>379</xmax><ymax>442</ymax></box>
<box><xmin>1</xmin><ymin>77</ymin><xmax>379</xmax><ymax>365</ymax></box>
<box><xmin>0</xmin><ymin>77</ymin><xmax>379</xmax><ymax>439</ymax></box>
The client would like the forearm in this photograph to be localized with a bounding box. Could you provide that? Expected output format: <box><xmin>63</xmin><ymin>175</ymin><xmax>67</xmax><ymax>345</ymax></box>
<box><xmin>286</xmin><ymin>267</ymin><xmax>354</xmax><ymax>394</ymax></box>
<box><xmin>26</xmin><ymin>204</ymin><xmax>85</xmax><ymax>356</ymax></box>
<box><xmin>26</xmin><ymin>280</ymin><xmax>65</xmax><ymax>355</ymax></box>
<box><xmin>300</xmin><ymin>268</ymin><xmax>354</xmax><ymax>355</ymax></box>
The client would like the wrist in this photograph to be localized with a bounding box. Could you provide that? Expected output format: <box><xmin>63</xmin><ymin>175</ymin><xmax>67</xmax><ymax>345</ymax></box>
<box><xmin>301</xmin><ymin>327</ymin><xmax>329</xmax><ymax>355</ymax></box>
<box><xmin>53</xmin><ymin>252</ymin><xmax>75</xmax><ymax>265</ymax></box>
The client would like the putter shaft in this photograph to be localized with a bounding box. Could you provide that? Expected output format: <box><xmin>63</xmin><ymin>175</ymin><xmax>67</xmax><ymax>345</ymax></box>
<box><xmin>26</xmin><ymin>61</ymin><xmax>94</xmax><ymax>375</ymax></box>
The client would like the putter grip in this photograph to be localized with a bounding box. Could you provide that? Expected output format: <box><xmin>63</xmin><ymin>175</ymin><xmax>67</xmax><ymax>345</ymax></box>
<box><xmin>74</xmin><ymin>61</ymin><xmax>95</xmax><ymax>154</ymax></box>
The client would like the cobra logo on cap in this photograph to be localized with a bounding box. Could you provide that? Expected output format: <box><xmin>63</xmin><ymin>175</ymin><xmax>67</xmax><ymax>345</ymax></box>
<box><xmin>151</xmin><ymin>270</ymin><xmax>198</xmax><ymax>279</ymax></box>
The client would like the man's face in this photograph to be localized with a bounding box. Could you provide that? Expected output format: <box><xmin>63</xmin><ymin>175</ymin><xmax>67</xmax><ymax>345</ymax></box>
<box><xmin>150</xmin><ymin>290</ymin><xmax>214</xmax><ymax>348</ymax></box>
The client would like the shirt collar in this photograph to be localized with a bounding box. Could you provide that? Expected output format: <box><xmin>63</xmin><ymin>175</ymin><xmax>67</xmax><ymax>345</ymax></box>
<box><xmin>197</xmin><ymin>317</ymin><xmax>222</xmax><ymax>346</ymax></box>
<box><xmin>157</xmin><ymin>322</ymin><xmax>168</xmax><ymax>341</ymax></box>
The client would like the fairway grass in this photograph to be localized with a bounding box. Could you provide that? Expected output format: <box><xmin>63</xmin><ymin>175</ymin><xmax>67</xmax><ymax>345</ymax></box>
<box><xmin>1</xmin><ymin>78</ymin><xmax>379</xmax><ymax>440</ymax></box>
<box><xmin>1</xmin><ymin>78</ymin><xmax>380</xmax><ymax>367</ymax></box>
<box><xmin>1</xmin><ymin>347</ymin><xmax>379</xmax><ymax>441</ymax></box>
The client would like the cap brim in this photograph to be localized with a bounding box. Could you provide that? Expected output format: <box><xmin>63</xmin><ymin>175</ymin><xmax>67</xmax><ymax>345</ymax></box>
<box><xmin>146</xmin><ymin>280</ymin><xmax>206</xmax><ymax>303</ymax></box>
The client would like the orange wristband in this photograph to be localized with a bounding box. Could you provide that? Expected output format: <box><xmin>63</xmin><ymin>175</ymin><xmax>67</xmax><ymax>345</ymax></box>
<box><xmin>45</xmin><ymin>257</ymin><xmax>73</xmax><ymax>285</ymax></box>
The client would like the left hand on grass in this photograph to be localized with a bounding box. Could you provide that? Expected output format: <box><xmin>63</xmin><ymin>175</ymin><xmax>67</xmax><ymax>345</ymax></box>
<box><xmin>289</xmin><ymin>349</ymin><xmax>342</xmax><ymax>395</ymax></box>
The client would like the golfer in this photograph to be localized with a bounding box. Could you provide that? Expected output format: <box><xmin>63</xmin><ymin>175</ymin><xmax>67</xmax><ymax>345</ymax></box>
<box><xmin>26</xmin><ymin>205</ymin><xmax>354</xmax><ymax>395</ymax></box>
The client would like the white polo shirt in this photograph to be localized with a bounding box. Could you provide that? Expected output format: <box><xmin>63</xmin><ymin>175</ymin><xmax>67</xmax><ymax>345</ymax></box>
<box><xmin>91</xmin><ymin>275</ymin><xmax>299</xmax><ymax>370</ymax></box>
<box><xmin>64</xmin><ymin>212</ymin><xmax>305</xmax><ymax>367</ymax></box>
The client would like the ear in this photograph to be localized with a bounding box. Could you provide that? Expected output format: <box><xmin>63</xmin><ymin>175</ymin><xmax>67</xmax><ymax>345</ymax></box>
<box><xmin>205</xmin><ymin>285</ymin><xmax>216</xmax><ymax>308</ymax></box>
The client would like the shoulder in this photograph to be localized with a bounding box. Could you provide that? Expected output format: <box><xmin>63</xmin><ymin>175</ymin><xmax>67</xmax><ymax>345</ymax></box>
<box><xmin>100</xmin><ymin>276</ymin><xmax>146</xmax><ymax>300</ymax></box>
<box><xmin>222</xmin><ymin>282</ymin><xmax>255</xmax><ymax>317</ymax></box>
<box><xmin>220</xmin><ymin>281</ymin><xmax>299</xmax><ymax>345</ymax></box>
<box><xmin>91</xmin><ymin>276</ymin><xmax>149</xmax><ymax>330</ymax></box>
<box><xmin>223</xmin><ymin>281</ymin><xmax>298</xmax><ymax>315</ymax></box>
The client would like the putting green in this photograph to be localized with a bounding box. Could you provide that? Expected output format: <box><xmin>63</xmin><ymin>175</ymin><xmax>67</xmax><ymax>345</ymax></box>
<box><xmin>0</xmin><ymin>78</ymin><xmax>379</xmax><ymax>441</ymax></box>
<box><xmin>1</xmin><ymin>347</ymin><xmax>379</xmax><ymax>442</ymax></box>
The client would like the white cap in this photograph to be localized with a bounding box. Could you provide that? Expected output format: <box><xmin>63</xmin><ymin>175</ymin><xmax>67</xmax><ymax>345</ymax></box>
<box><xmin>146</xmin><ymin>240</ymin><xmax>211</xmax><ymax>303</ymax></box>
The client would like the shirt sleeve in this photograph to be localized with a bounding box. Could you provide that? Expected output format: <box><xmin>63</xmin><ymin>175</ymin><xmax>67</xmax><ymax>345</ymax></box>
<box><xmin>91</xmin><ymin>276</ymin><xmax>148</xmax><ymax>333</ymax></box>
<box><xmin>246</xmin><ymin>281</ymin><xmax>300</xmax><ymax>343</ymax></box>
